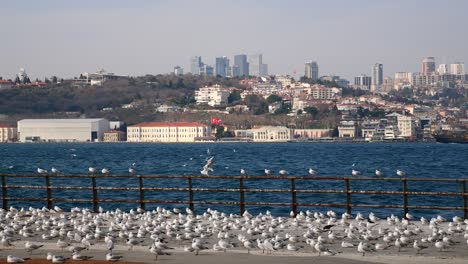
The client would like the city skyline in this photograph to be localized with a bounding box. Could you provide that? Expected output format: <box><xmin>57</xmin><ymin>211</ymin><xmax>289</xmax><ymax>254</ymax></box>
<box><xmin>0</xmin><ymin>0</ymin><xmax>467</xmax><ymax>80</ymax></box>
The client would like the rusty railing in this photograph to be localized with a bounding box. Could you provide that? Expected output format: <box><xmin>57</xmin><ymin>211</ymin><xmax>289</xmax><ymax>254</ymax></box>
<box><xmin>0</xmin><ymin>173</ymin><xmax>467</xmax><ymax>218</ymax></box>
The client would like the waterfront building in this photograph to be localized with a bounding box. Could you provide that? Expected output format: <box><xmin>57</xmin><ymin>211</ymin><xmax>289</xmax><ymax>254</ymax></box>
<box><xmin>215</xmin><ymin>56</ymin><xmax>229</xmax><ymax>77</ymax></box>
<box><xmin>173</xmin><ymin>66</ymin><xmax>184</xmax><ymax>75</ymax></box>
<box><xmin>233</xmin><ymin>54</ymin><xmax>249</xmax><ymax>76</ymax></box>
<box><xmin>371</xmin><ymin>63</ymin><xmax>383</xmax><ymax>92</ymax></box>
<box><xmin>338</xmin><ymin>121</ymin><xmax>358</xmax><ymax>138</ymax></box>
<box><xmin>422</xmin><ymin>57</ymin><xmax>436</xmax><ymax>75</ymax></box>
<box><xmin>354</xmin><ymin>75</ymin><xmax>372</xmax><ymax>90</ymax></box>
<box><xmin>293</xmin><ymin>129</ymin><xmax>333</xmax><ymax>139</ymax></box>
<box><xmin>251</xmin><ymin>126</ymin><xmax>292</xmax><ymax>142</ymax></box>
<box><xmin>17</xmin><ymin>119</ymin><xmax>109</xmax><ymax>142</ymax></box>
<box><xmin>190</xmin><ymin>56</ymin><xmax>203</xmax><ymax>74</ymax></box>
<box><xmin>0</xmin><ymin>124</ymin><xmax>17</xmax><ymax>142</ymax></box>
<box><xmin>127</xmin><ymin>122</ymin><xmax>211</xmax><ymax>143</ymax></box>
<box><xmin>0</xmin><ymin>79</ymin><xmax>14</xmax><ymax>89</ymax></box>
<box><xmin>305</xmin><ymin>61</ymin><xmax>319</xmax><ymax>80</ymax></box>
<box><xmin>103</xmin><ymin>130</ymin><xmax>126</xmax><ymax>142</ymax></box>
<box><xmin>397</xmin><ymin>115</ymin><xmax>415</xmax><ymax>138</ymax></box>
<box><xmin>194</xmin><ymin>84</ymin><xmax>230</xmax><ymax>106</ymax></box>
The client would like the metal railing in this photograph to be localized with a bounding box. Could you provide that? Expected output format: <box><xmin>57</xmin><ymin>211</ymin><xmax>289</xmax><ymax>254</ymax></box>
<box><xmin>0</xmin><ymin>173</ymin><xmax>467</xmax><ymax>218</ymax></box>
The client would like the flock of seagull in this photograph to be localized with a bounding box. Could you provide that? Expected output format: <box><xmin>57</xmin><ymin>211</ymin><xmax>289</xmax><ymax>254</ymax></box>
<box><xmin>1</xmin><ymin>206</ymin><xmax>467</xmax><ymax>263</ymax></box>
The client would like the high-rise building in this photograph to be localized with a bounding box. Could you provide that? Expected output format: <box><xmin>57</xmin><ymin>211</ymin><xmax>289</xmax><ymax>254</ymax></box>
<box><xmin>354</xmin><ymin>75</ymin><xmax>372</xmax><ymax>90</ymax></box>
<box><xmin>422</xmin><ymin>57</ymin><xmax>436</xmax><ymax>75</ymax></box>
<box><xmin>233</xmin><ymin>54</ymin><xmax>249</xmax><ymax>77</ymax></box>
<box><xmin>173</xmin><ymin>66</ymin><xmax>184</xmax><ymax>75</ymax></box>
<box><xmin>437</xmin><ymin>64</ymin><xmax>448</xmax><ymax>74</ymax></box>
<box><xmin>371</xmin><ymin>63</ymin><xmax>383</xmax><ymax>91</ymax></box>
<box><xmin>215</xmin><ymin>56</ymin><xmax>230</xmax><ymax>77</ymax></box>
<box><xmin>248</xmin><ymin>54</ymin><xmax>268</xmax><ymax>77</ymax></box>
<box><xmin>304</xmin><ymin>61</ymin><xmax>319</xmax><ymax>80</ymax></box>
<box><xmin>450</xmin><ymin>62</ymin><xmax>465</xmax><ymax>75</ymax></box>
<box><xmin>199</xmin><ymin>65</ymin><xmax>214</xmax><ymax>76</ymax></box>
<box><xmin>190</xmin><ymin>56</ymin><xmax>203</xmax><ymax>75</ymax></box>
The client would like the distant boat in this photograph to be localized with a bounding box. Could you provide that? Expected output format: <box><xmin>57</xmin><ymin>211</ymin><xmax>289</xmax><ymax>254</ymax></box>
<box><xmin>432</xmin><ymin>130</ymin><xmax>468</xmax><ymax>144</ymax></box>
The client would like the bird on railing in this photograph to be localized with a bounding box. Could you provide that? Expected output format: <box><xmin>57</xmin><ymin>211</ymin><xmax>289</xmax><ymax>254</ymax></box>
<box><xmin>351</xmin><ymin>169</ymin><xmax>361</xmax><ymax>176</ymax></box>
<box><xmin>51</xmin><ymin>167</ymin><xmax>60</xmax><ymax>174</ymax></box>
<box><xmin>279</xmin><ymin>170</ymin><xmax>288</xmax><ymax>175</ymax></box>
<box><xmin>308</xmin><ymin>168</ymin><xmax>317</xmax><ymax>175</ymax></box>
<box><xmin>375</xmin><ymin>170</ymin><xmax>383</xmax><ymax>177</ymax></box>
<box><xmin>128</xmin><ymin>167</ymin><xmax>136</xmax><ymax>175</ymax></box>
<box><xmin>240</xmin><ymin>168</ymin><xmax>246</xmax><ymax>176</ymax></box>
<box><xmin>37</xmin><ymin>168</ymin><xmax>47</xmax><ymax>174</ymax></box>
<box><xmin>101</xmin><ymin>168</ymin><xmax>111</xmax><ymax>175</ymax></box>
<box><xmin>397</xmin><ymin>169</ymin><xmax>406</xmax><ymax>177</ymax></box>
<box><xmin>88</xmin><ymin>167</ymin><xmax>96</xmax><ymax>175</ymax></box>
<box><xmin>264</xmin><ymin>169</ymin><xmax>274</xmax><ymax>175</ymax></box>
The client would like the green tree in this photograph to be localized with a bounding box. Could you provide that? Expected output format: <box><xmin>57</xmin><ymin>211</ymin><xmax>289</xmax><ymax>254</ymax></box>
<box><xmin>304</xmin><ymin>106</ymin><xmax>318</xmax><ymax>116</ymax></box>
<box><xmin>228</xmin><ymin>90</ymin><xmax>241</xmax><ymax>104</ymax></box>
<box><xmin>266</xmin><ymin>94</ymin><xmax>283</xmax><ymax>104</ymax></box>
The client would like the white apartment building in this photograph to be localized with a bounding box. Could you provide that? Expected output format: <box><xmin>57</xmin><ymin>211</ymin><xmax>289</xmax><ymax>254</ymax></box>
<box><xmin>394</xmin><ymin>72</ymin><xmax>412</xmax><ymax>90</ymax></box>
<box><xmin>251</xmin><ymin>126</ymin><xmax>292</xmax><ymax>142</ymax></box>
<box><xmin>17</xmin><ymin>119</ymin><xmax>109</xmax><ymax>142</ymax></box>
<box><xmin>275</xmin><ymin>75</ymin><xmax>293</xmax><ymax>87</ymax></box>
<box><xmin>127</xmin><ymin>122</ymin><xmax>211</xmax><ymax>143</ymax></box>
<box><xmin>0</xmin><ymin>125</ymin><xmax>17</xmax><ymax>142</ymax></box>
<box><xmin>194</xmin><ymin>84</ymin><xmax>230</xmax><ymax>107</ymax></box>
<box><xmin>306</xmin><ymin>86</ymin><xmax>336</xmax><ymax>100</ymax></box>
<box><xmin>397</xmin><ymin>115</ymin><xmax>415</xmax><ymax>138</ymax></box>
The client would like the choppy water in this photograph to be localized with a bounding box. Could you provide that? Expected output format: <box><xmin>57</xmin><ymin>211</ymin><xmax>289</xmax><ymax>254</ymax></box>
<box><xmin>0</xmin><ymin>142</ymin><xmax>467</xmax><ymax>218</ymax></box>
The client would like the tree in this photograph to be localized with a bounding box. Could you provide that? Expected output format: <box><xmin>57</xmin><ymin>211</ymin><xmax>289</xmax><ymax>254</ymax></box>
<box><xmin>304</xmin><ymin>106</ymin><xmax>318</xmax><ymax>116</ymax></box>
<box><xmin>214</xmin><ymin>125</ymin><xmax>225</xmax><ymax>140</ymax></box>
<box><xmin>266</xmin><ymin>94</ymin><xmax>283</xmax><ymax>104</ymax></box>
<box><xmin>52</xmin><ymin>76</ymin><xmax>58</xmax><ymax>84</ymax></box>
<box><xmin>228</xmin><ymin>90</ymin><xmax>241</xmax><ymax>104</ymax></box>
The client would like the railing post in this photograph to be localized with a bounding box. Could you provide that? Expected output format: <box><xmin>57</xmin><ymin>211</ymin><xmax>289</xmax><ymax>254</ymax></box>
<box><xmin>462</xmin><ymin>180</ymin><xmax>467</xmax><ymax>219</ymax></box>
<box><xmin>239</xmin><ymin>177</ymin><xmax>245</xmax><ymax>215</ymax></box>
<box><xmin>290</xmin><ymin>178</ymin><xmax>297</xmax><ymax>217</ymax></box>
<box><xmin>402</xmin><ymin>178</ymin><xmax>408</xmax><ymax>218</ymax></box>
<box><xmin>138</xmin><ymin>176</ymin><xmax>145</xmax><ymax>210</ymax></box>
<box><xmin>91</xmin><ymin>176</ymin><xmax>98</xmax><ymax>213</ymax></box>
<box><xmin>188</xmin><ymin>176</ymin><xmax>194</xmax><ymax>213</ymax></box>
<box><xmin>345</xmin><ymin>178</ymin><xmax>351</xmax><ymax>214</ymax></box>
<box><xmin>45</xmin><ymin>175</ymin><xmax>52</xmax><ymax>210</ymax></box>
<box><xmin>1</xmin><ymin>175</ymin><xmax>7</xmax><ymax>210</ymax></box>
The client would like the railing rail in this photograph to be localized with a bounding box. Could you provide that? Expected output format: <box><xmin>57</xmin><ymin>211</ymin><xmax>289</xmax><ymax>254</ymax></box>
<box><xmin>0</xmin><ymin>173</ymin><xmax>467</xmax><ymax>218</ymax></box>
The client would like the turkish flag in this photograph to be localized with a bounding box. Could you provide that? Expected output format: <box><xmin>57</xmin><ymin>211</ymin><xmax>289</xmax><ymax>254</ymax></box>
<box><xmin>211</xmin><ymin>117</ymin><xmax>221</xmax><ymax>125</ymax></box>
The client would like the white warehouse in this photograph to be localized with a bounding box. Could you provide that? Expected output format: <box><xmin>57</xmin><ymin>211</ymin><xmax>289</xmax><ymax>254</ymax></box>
<box><xmin>17</xmin><ymin>119</ymin><xmax>110</xmax><ymax>142</ymax></box>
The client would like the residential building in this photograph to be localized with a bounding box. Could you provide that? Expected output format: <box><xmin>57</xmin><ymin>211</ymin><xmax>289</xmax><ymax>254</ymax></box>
<box><xmin>397</xmin><ymin>115</ymin><xmax>415</xmax><ymax>138</ymax></box>
<box><xmin>394</xmin><ymin>72</ymin><xmax>412</xmax><ymax>90</ymax></box>
<box><xmin>306</xmin><ymin>85</ymin><xmax>338</xmax><ymax>100</ymax></box>
<box><xmin>338</xmin><ymin>121</ymin><xmax>358</xmax><ymax>138</ymax></box>
<box><xmin>437</xmin><ymin>64</ymin><xmax>448</xmax><ymax>74</ymax></box>
<box><xmin>450</xmin><ymin>62</ymin><xmax>465</xmax><ymax>75</ymax></box>
<box><xmin>371</xmin><ymin>63</ymin><xmax>383</xmax><ymax>91</ymax></box>
<box><xmin>422</xmin><ymin>57</ymin><xmax>436</xmax><ymax>75</ymax></box>
<box><xmin>17</xmin><ymin>119</ymin><xmax>109</xmax><ymax>142</ymax></box>
<box><xmin>0</xmin><ymin>124</ymin><xmax>17</xmax><ymax>142</ymax></box>
<box><xmin>275</xmin><ymin>75</ymin><xmax>293</xmax><ymax>87</ymax></box>
<box><xmin>305</xmin><ymin>61</ymin><xmax>319</xmax><ymax>80</ymax></box>
<box><xmin>233</xmin><ymin>54</ymin><xmax>249</xmax><ymax>76</ymax></box>
<box><xmin>194</xmin><ymin>84</ymin><xmax>230</xmax><ymax>106</ymax></box>
<box><xmin>251</xmin><ymin>126</ymin><xmax>292</xmax><ymax>142</ymax></box>
<box><xmin>354</xmin><ymin>75</ymin><xmax>372</xmax><ymax>90</ymax></box>
<box><xmin>127</xmin><ymin>122</ymin><xmax>211</xmax><ymax>143</ymax></box>
<box><xmin>215</xmin><ymin>56</ymin><xmax>229</xmax><ymax>77</ymax></box>
<box><xmin>103</xmin><ymin>130</ymin><xmax>126</xmax><ymax>142</ymax></box>
<box><xmin>173</xmin><ymin>66</ymin><xmax>184</xmax><ymax>75</ymax></box>
<box><xmin>190</xmin><ymin>56</ymin><xmax>203</xmax><ymax>74</ymax></box>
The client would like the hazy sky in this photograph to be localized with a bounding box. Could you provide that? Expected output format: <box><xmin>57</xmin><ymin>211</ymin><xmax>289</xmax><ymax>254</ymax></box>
<box><xmin>0</xmin><ymin>0</ymin><xmax>467</xmax><ymax>80</ymax></box>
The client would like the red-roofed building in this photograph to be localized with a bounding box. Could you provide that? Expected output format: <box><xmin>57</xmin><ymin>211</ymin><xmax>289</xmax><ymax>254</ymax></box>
<box><xmin>127</xmin><ymin>122</ymin><xmax>211</xmax><ymax>142</ymax></box>
<box><xmin>0</xmin><ymin>124</ymin><xmax>17</xmax><ymax>142</ymax></box>
<box><xmin>0</xmin><ymin>80</ymin><xmax>14</xmax><ymax>89</ymax></box>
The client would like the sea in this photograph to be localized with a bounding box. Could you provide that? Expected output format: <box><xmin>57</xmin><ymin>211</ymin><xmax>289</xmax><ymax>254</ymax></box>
<box><xmin>0</xmin><ymin>142</ymin><xmax>467</xmax><ymax>219</ymax></box>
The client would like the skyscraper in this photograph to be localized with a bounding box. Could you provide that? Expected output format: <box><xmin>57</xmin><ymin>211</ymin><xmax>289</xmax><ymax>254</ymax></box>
<box><xmin>450</xmin><ymin>62</ymin><xmax>465</xmax><ymax>75</ymax></box>
<box><xmin>190</xmin><ymin>56</ymin><xmax>203</xmax><ymax>75</ymax></box>
<box><xmin>437</xmin><ymin>64</ymin><xmax>448</xmax><ymax>74</ymax></box>
<box><xmin>248</xmin><ymin>54</ymin><xmax>265</xmax><ymax>77</ymax></box>
<box><xmin>199</xmin><ymin>65</ymin><xmax>214</xmax><ymax>76</ymax></box>
<box><xmin>354</xmin><ymin>75</ymin><xmax>372</xmax><ymax>90</ymax></box>
<box><xmin>422</xmin><ymin>57</ymin><xmax>436</xmax><ymax>75</ymax></box>
<box><xmin>173</xmin><ymin>66</ymin><xmax>184</xmax><ymax>75</ymax></box>
<box><xmin>304</xmin><ymin>61</ymin><xmax>319</xmax><ymax>80</ymax></box>
<box><xmin>215</xmin><ymin>56</ymin><xmax>230</xmax><ymax>77</ymax></box>
<box><xmin>233</xmin><ymin>54</ymin><xmax>249</xmax><ymax>77</ymax></box>
<box><xmin>371</xmin><ymin>63</ymin><xmax>383</xmax><ymax>91</ymax></box>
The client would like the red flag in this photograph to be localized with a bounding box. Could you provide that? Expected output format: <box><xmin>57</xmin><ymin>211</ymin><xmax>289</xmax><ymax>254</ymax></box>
<box><xmin>211</xmin><ymin>117</ymin><xmax>221</xmax><ymax>125</ymax></box>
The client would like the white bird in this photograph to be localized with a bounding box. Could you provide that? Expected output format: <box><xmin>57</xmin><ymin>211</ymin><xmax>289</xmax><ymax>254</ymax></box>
<box><xmin>243</xmin><ymin>240</ymin><xmax>255</xmax><ymax>253</ymax></box>
<box><xmin>240</xmin><ymin>168</ymin><xmax>246</xmax><ymax>175</ymax></box>
<box><xmin>51</xmin><ymin>167</ymin><xmax>60</xmax><ymax>174</ymax></box>
<box><xmin>279</xmin><ymin>170</ymin><xmax>288</xmax><ymax>175</ymax></box>
<box><xmin>201</xmin><ymin>157</ymin><xmax>214</xmax><ymax>176</ymax></box>
<box><xmin>308</xmin><ymin>168</ymin><xmax>316</xmax><ymax>175</ymax></box>
<box><xmin>375</xmin><ymin>170</ymin><xmax>383</xmax><ymax>177</ymax></box>
<box><xmin>52</xmin><ymin>255</ymin><xmax>66</xmax><ymax>264</ymax></box>
<box><xmin>192</xmin><ymin>238</ymin><xmax>208</xmax><ymax>255</ymax></box>
<box><xmin>7</xmin><ymin>256</ymin><xmax>25</xmax><ymax>263</ymax></box>
<box><xmin>47</xmin><ymin>253</ymin><xmax>53</xmax><ymax>261</ymax></box>
<box><xmin>405</xmin><ymin>212</ymin><xmax>414</xmax><ymax>220</ymax></box>
<box><xmin>106</xmin><ymin>253</ymin><xmax>123</xmax><ymax>262</ymax></box>
<box><xmin>128</xmin><ymin>167</ymin><xmax>136</xmax><ymax>174</ymax></box>
<box><xmin>357</xmin><ymin>242</ymin><xmax>372</xmax><ymax>256</ymax></box>
<box><xmin>351</xmin><ymin>169</ymin><xmax>361</xmax><ymax>176</ymax></box>
<box><xmin>375</xmin><ymin>242</ymin><xmax>389</xmax><ymax>250</ymax></box>
<box><xmin>37</xmin><ymin>168</ymin><xmax>47</xmax><ymax>174</ymax></box>
<box><xmin>413</xmin><ymin>240</ymin><xmax>427</xmax><ymax>254</ymax></box>
<box><xmin>341</xmin><ymin>241</ymin><xmax>354</xmax><ymax>248</ymax></box>
<box><xmin>149</xmin><ymin>245</ymin><xmax>170</xmax><ymax>260</ymax></box>
<box><xmin>102</xmin><ymin>168</ymin><xmax>110</xmax><ymax>174</ymax></box>
<box><xmin>72</xmin><ymin>252</ymin><xmax>92</xmax><ymax>261</ymax></box>
<box><xmin>88</xmin><ymin>167</ymin><xmax>96</xmax><ymax>174</ymax></box>
<box><xmin>25</xmin><ymin>241</ymin><xmax>43</xmax><ymax>254</ymax></box>
<box><xmin>397</xmin><ymin>169</ymin><xmax>406</xmax><ymax>177</ymax></box>
<box><xmin>264</xmin><ymin>169</ymin><xmax>274</xmax><ymax>175</ymax></box>
<box><xmin>435</xmin><ymin>240</ymin><xmax>447</xmax><ymax>251</ymax></box>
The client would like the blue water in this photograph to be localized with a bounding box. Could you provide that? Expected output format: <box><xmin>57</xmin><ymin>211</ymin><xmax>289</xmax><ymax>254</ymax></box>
<box><xmin>0</xmin><ymin>142</ymin><xmax>467</xmax><ymax>218</ymax></box>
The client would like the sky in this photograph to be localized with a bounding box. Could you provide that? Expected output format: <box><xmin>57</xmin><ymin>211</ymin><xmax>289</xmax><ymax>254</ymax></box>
<box><xmin>0</xmin><ymin>0</ymin><xmax>467</xmax><ymax>80</ymax></box>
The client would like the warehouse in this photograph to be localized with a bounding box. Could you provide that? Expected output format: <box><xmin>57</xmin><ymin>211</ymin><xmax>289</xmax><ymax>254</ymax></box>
<box><xmin>17</xmin><ymin>119</ymin><xmax>109</xmax><ymax>142</ymax></box>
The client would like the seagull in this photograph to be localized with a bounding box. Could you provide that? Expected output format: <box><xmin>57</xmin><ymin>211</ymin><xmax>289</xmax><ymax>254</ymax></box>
<box><xmin>357</xmin><ymin>242</ymin><xmax>373</xmax><ymax>256</ymax></box>
<box><xmin>128</xmin><ymin>167</ymin><xmax>136</xmax><ymax>174</ymax></box>
<box><xmin>397</xmin><ymin>169</ymin><xmax>406</xmax><ymax>177</ymax></box>
<box><xmin>264</xmin><ymin>169</ymin><xmax>274</xmax><ymax>175</ymax></box>
<box><xmin>51</xmin><ymin>167</ymin><xmax>60</xmax><ymax>174</ymax></box>
<box><xmin>243</xmin><ymin>240</ymin><xmax>255</xmax><ymax>253</ymax></box>
<box><xmin>102</xmin><ymin>168</ymin><xmax>111</xmax><ymax>175</ymax></box>
<box><xmin>413</xmin><ymin>240</ymin><xmax>427</xmax><ymax>254</ymax></box>
<box><xmin>279</xmin><ymin>170</ymin><xmax>288</xmax><ymax>175</ymax></box>
<box><xmin>88</xmin><ymin>167</ymin><xmax>96</xmax><ymax>174</ymax></box>
<box><xmin>106</xmin><ymin>253</ymin><xmax>123</xmax><ymax>262</ymax></box>
<box><xmin>37</xmin><ymin>168</ymin><xmax>47</xmax><ymax>174</ymax></box>
<box><xmin>240</xmin><ymin>168</ymin><xmax>246</xmax><ymax>175</ymax></box>
<box><xmin>25</xmin><ymin>241</ymin><xmax>43</xmax><ymax>254</ymax></box>
<box><xmin>201</xmin><ymin>157</ymin><xmax>214</xmax><ymax>176</ymax></box>
<box><xmin>308</xmin><ymin>168</ymin><xmax>316</xmax><ymax>175</ymax></box>
<box><xmin>192</xmin><ymin>238</ymin><xmax>208</xmax><ymax>255</ymax></box>
<box><xmin>7</xmin><ymin>256</ymin><xmax>25</xmax><ymax>263</ymax></box>
<box><xmin>375</xmin><ymin>170</ymin><xmax>383</xmax><ymax>177</ymax></box>
<box><xmin>149</xmin><ymin>245</ymin><xmax>171</xmax><ymax>260</ymax></box>
<box><xmin>52</xmin><ymin>255</ymin><xmax>66</xmax><ymax>264</ymax></box>
<box><xmin>351</xmin><ymin>169</ymin><xmax>361</xmax><ymax>176</ymax></box>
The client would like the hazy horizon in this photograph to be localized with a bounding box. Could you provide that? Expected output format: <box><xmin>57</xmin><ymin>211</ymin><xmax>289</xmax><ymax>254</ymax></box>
<box><xmin>0</xmin><ymin>0</ymin><xmax>467</xmax><ymax>80</ymax></box>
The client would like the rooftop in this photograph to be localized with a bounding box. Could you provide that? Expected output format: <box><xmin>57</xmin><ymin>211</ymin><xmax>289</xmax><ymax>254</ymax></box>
<box><xmin>18</xmin><ymin>118</ymin><xmax>107</xmax><ymax>123</ymax></box>
<box><xmin>129</xmin><ymin>122</ymin><xmax>207</xmax><ymax>127</ymax></box>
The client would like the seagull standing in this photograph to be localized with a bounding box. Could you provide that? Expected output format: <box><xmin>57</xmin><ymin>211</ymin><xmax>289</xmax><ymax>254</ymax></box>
<box><xmin>51</xmin><ymin>167</ymin><xmax>60</xmax><ymax>174</ymax></box>
<box><xmin>308</xmin><ymin>168</ymin><xmax>316</xmax><ymax>175</ymax></box>
<box><xmin>88</xmin><ymin>167</ymin><xmax>96</xmax><ymax>174</ymax></box>
<box><xmin>25</xmin><ymin>241</ymin><xmax>43</xmax><ymax>254</ymax></box>
<box><xmin>375</xmin><ymin>170</ymin><xmax>383</xmax><ymax>177</ymax></box>
<box><xmin>397</xmin><ymin>169</ymin><xmax>406</xmax><ymax>177</ymax></box>
<box><xmin>102</xmin><ymin>168</ymin><xmax>110</xmax><ymax>175</ymax></box>
<box><xmin>264</xmin><ymin>169</ymin><xmax>274</xmax><ymax>175</ymax></box>
<box><xmin>240</xmin><ymin>168</ymin><xmax>246</xmax><ymax>176</ymax></box>
<box><xmin>279</xmin><ymin>170</ymin><xmax>288</xmax><ymax>175</ymax></box>
<box><xmin>37</xmin><ymin>168</ymin><xmax>47</xmax><ymax>174</ymax></box>
<box><xmin>351</xmin><ymin>169</ymin><xmax>361</xmax><ymax>176</ymax></box>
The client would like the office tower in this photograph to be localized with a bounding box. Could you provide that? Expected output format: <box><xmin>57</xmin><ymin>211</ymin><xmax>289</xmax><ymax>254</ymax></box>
<box><xmin>260</xmin><ymin>64</ymin><xmax>268</xmax><ymax>76</ymax></box>
<box><xmin>233</xmin><ymin>54</ymin><xmax>249</xmax><ymax>77</ymax></box>
<box><xmin>422</xmin><ymin>57</ymin><xmax>436</xmax><ymax>75</ymax></box>
<box><xmin>199</xmin><ymin>65</ymin><xmax>214</xmax><ymax>76</ymax></box>
<box><xmin>437</xmin><ymin>64</ymin><xmax>448</xmax><ymax>74</ymax></box>
<box><xmin>173</xmin><ymin>66</ymin><xmax>184</xmax><ymax>75</ymax></box>
<box><xmin>305</xmin><ymin>61</ymin><xmax>319</xmax><ymax>80</ymax></box>
<box><xmin>248</xmin><ymin>54</ymin><xmax>262</xmax><ymax>76</ymax></box>
<box><xmin>372</xmin><ymin>63</ymin><xmax>383</xmax><ymax>90</ymax></box>
<box><xmin>190</xmin><ymin>56</ymin><xmax>203</xmax><ymax>74</ymax></box>
<box><xmin>354</xmin><ymin>75</ymin><xmax>372</xmax><ymax>90</ymax></box>
<box><xmin>450</xmin><ymin>62</ymin><xmax>465</xmax><ymax>75</ymax></box>
<box><xmin>215</xmin><ymin>56</ymin><xmax>230</xmax><ymax>77</ymax></box>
